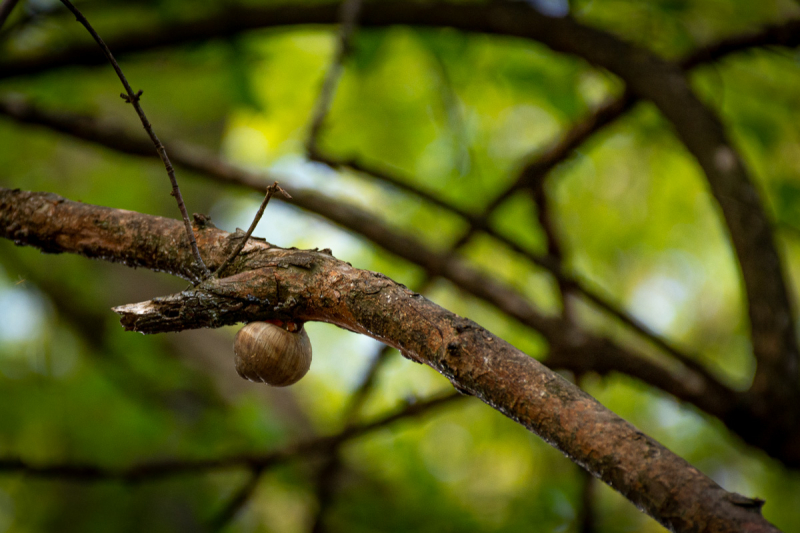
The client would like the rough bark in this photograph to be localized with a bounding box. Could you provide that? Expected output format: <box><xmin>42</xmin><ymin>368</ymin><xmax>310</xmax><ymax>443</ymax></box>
<box><xmin>0</xmin><ymin>95</ymin><xmax>742</xmax><ymax>421</ymax></box>
<box><xmin>0</xmin><ymin>187</ymin><xmax>781</xmax><ymax>533</ymax></box>
<box><xmin>7</xmin><ymin>94</ymin><xmax>800</xmax><ymax>465</ymax></box>
<box><xmin>2</xmin><ymin>0</ymin><xmax>798</xmax><ymax>419</ymax></box>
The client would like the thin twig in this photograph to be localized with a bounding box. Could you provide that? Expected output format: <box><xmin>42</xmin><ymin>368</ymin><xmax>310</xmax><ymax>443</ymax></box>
<box><xmin>307</xmin><ymin>346</ymin><xmax>394</xmax><ymax>533</ymax></box>
<box><xmin>425</xmin><ymin>42</ymin><xmax>471</xmax><ymax>175</ymax></box>
<box><xmin>0</xmin><ymin>391</ymin><xmax>462</xmax><ymax>483</ymax></box>
<box><xmin>306</xmin><ymin>0</ymin><xmax>363</xmax><ymax>156</ymax></box>
<box><xmin>0</xmin><ymin>0</ymin><xmax>19</xmax><ymax>30</ymax></box>
<box><xmin>308</xmin><ymin>452</ymin><xmax>342</xmax><ymax>533</ymax></box>
<box><xmin>57</xmin><ymin>0</ymin><xmax>210</xmax><ymax>283</ymax></box>
<box><xmin>208</xmin><ymin>466</ymin><xmax>265</xmax><ymax>532</ymax></box>
<box><xmin>529</xmin><ymin>165</ymin><xmax>576</xmax><ymax>320</ymax></box>
<box><xmin>214</xmin><ymin>182</ymin><xmax>290</xmax><ymax>278</ymax></box>
<box><xmin>313</xmin><ymin>300</ymin><xmax>441</xmax><ymax>533</ymax></box>
<box><xmin>576</xmin><ymin>447</ymin><xmax>597</xmax><ymax>533</ymax></box>
<box><xmin>342</xmin><ymin>344</ymin><xmax>394</xmax><ymax>426</ymax></box>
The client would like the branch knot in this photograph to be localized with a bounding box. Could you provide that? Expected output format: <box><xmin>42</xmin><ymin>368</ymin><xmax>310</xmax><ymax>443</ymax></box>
<box><xmin>120</xmin><ymin>89</ymin><xmax>143</xmax><ymax>104</ymax></box>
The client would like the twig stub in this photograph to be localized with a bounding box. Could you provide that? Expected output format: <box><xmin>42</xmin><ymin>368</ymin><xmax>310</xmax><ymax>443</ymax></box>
<box><xmin>213</xmin><ymin>182</ymin><xmax>291</xmax><ymax>279</ymax></box>
<box><xmin>120</xmin><ymin>90</ymin><xmax>143</xmax><ymax>103</ymax></box>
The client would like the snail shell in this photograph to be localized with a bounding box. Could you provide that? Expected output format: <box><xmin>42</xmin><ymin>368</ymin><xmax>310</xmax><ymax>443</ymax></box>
<box><xmin>233</xmin><ymin>321</ymin><xmax>312</xmax><ymax>386</ymax></box>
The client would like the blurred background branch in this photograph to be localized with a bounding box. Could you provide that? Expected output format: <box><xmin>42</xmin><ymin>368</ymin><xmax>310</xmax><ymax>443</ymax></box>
<box><xmin>2</xmin><ymin>0</ymin><xmax>800</xmax><ymax>531</ymax></box>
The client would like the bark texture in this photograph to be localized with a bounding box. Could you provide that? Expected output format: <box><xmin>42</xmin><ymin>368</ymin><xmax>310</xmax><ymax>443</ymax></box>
<box><xmin>0</xmin><ymin>187</ymin><xmax>780</xmax><ymax>533</ymax></box>
<box><xmin>3</xmin><ymin>2</ymin><xmax>800</xmax><ymax>463</ymax></box>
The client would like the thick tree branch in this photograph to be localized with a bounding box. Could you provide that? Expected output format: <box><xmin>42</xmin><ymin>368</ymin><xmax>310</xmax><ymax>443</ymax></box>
<box><xmin>1</xmin><ymin>3</ymin><xmax>799</xmax><ymax>81</ymax></box>
<box><xmin>680</xmin><ymin>19</ymin><xmax>800</xmax><ymax>69</ymax></box>
<box><xmin>0</xmin><ymin>96</ymin><xmax>735</xmax><ymax>414</ymax></box>
<box><xmin>0</xmin><ymin>187</ymin><xmax>779</xmax><ymax>532</ymax></box>
<box><xmin>312</xmin><ymin>149</ymin><xmax>724</xmax><ymax>389</ymax></box>
<box><xmin>4</xmin><ymin>2</ymin><xmax>796</xmax><ymax>403</ymax></box>
<box><xmin>513</xmin><ymin>7</ymin><xmax>800</xmax><ymax>410</ymax></box>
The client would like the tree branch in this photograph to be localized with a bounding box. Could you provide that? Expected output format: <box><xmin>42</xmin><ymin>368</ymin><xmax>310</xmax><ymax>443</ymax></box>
<box><xmin>2</xmin><ymin>3</ymin><xmax>799</xmax><ymax>81</ymax></box>
<box><xmin>0</xmin><ymin>0</ymin><xmax>19</xmax><ymax>31</ymax></box>
<box><xmin>306</xmin><ymin>0</ymin><xmax>363</xmax><ymax>156</ymax></box>
<box><xmin>312</xmin><ymin>149</ymin><xmax>724</xmax><ymax>389</ymax></box>
<box><xmin>0</xmin><ymin>187</ymin><xmax>780</xmax><ymax>532</ymax></box>
<box><xmin>0</xmin><ymin>97</ymin><xmax>745</xmax><ymax>430</ymax></box>
<box><xmin>56</xmin><ymin>0</ymin><xmax>209</xmax><ymax>282</ymax></box>
<box><xmin>7</xmin><ymin>3</ymin><xmax>796</xmax><ymax>395</ymax></box>
<box><xmin>5</xmin><ymin>4</ymin><xmax>798</xmax><ymax>406</ymax></box>
<box><xmin>0</xmin><ymin>390</ymin><xmax>462</xmax><ymax>482</ymax></box>
<box><xmin>513</xmin><ymin>7</ymin><xmax>800</xmax><ymax>410</ymax></box>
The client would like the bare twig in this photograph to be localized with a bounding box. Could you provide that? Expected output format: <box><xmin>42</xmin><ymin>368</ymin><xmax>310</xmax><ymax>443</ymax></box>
<box><xmin>342</xmin><ymin>344</ymin><xmax>395</xmax><ymax>425</ymax></box>
<box><xmin>309</xmin><ymin>343</ymin><xmax>397</xmax><ymax>532</ymax></box>
<box><xmin>309</xmin><ymin>452</ymin><xmax>344</xmax><ymax>533</ymax></box>
<box><xmin>214</xmin><ymin>182</ymin><xmax>290</xmax><ymax>278</ymax></box>
<box><xmin>577</xmin><ymin>464</ymin><xmax>597</xmax><ymax>533</ymax></box>
<box><xmin>306</xmin><ymin>0</ymin><xmax>363</xmax><ymax>156</ymax></box>
<box><xmin>0</xmin><ymin>391</ymin><xmax>461</xmax><ymax>483</ymax></box>
<box><xmin>425</xmin><ymin>41</ymin><xmax>471</xmax><ymax>175</ymax></box>
<box><xmin>208</xmin><ymin>466</ymin><xmax>265</xmax><ymax>532</ymax></box>
<box><xmin>57</xmin><ymin>0</ymin><xmax>210</xmax><ymax>283</ymax></box>
<box><xmin>527</xmin><ymin>153</ymin><xmax>571</xmax><ymax>310</ymax></box>
<box><xmin>0</xmin><ymin>0</ymin><xmax>19</xmax><ymax>30</ymax></box>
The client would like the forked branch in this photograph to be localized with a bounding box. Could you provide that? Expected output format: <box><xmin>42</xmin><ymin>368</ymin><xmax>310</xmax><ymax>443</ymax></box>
<box><xmin>0</xmin><ymin>187</ymin><xmax>781</xmax><ymax>533</ymax></box>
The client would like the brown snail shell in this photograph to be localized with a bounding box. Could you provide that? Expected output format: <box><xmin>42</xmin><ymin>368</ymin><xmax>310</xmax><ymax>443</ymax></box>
<box><xmin>233</xmin><ymin>321</ymin><xmax>312</xmax><ymax>386</ymax></box>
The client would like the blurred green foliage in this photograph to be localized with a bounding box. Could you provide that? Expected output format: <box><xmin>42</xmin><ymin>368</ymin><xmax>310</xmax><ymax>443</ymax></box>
<box><xmin>1</xmin><ymin>0</ymin><xmax>800</xmax><ymax>531</ymax></box>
